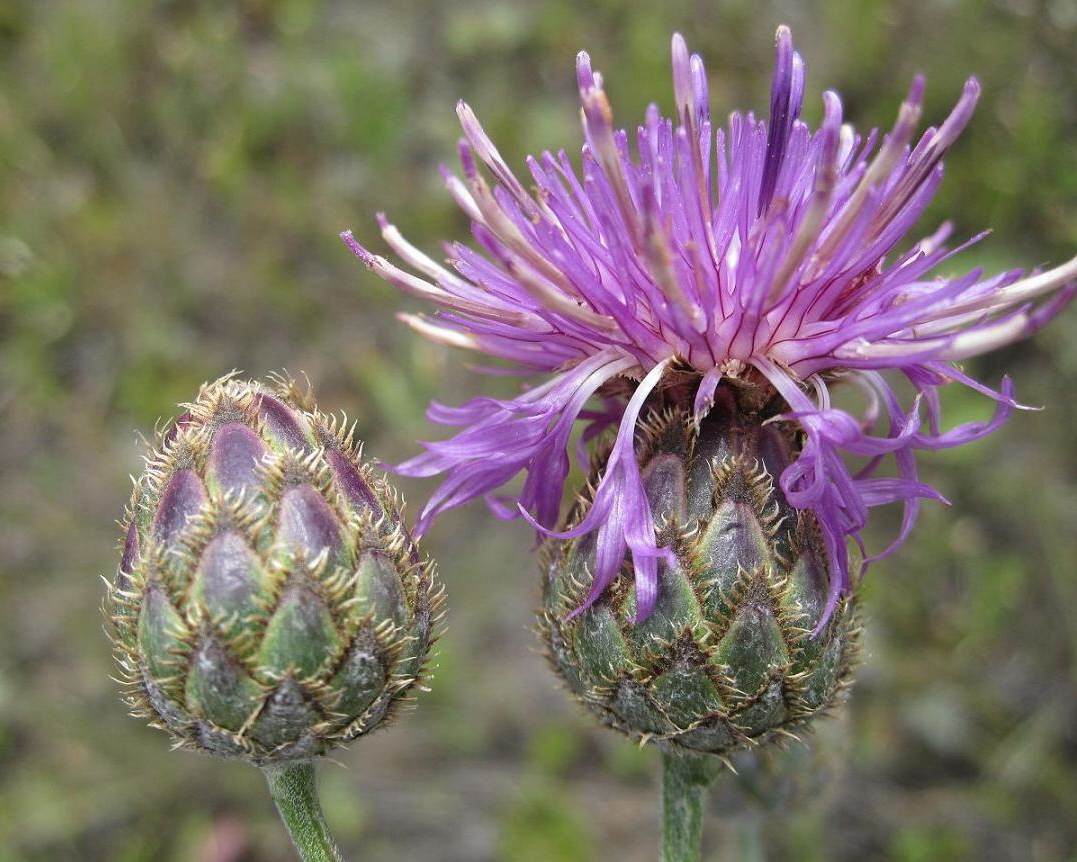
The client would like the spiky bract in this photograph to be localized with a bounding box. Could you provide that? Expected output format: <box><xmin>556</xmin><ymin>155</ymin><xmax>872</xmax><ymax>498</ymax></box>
<box><xmin>541</xmin><ymin>379</ymin><xmax>857</xmax><ymax>756</ymax></box>
<box><xmin>107</xmin><ymin>374</ymin><xmax>444</xmax><ymax>766</ymax></box>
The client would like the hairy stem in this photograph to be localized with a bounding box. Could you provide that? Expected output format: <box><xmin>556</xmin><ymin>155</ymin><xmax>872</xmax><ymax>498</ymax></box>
<box><xmin>660</xmin><ymin>749</ymin><xmax>720</xmax><ymax>862</ymax></box>
<box><xmin>263</xmin><ymin>760</ymin><xmax>345</xmax><ymax>862</ymax></box>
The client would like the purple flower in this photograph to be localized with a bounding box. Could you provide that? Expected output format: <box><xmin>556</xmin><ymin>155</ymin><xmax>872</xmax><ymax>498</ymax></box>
<box><xmin>343</xmin><ymin>27</ymin><xmax>1076</xmax><ymax>630</ymax></box>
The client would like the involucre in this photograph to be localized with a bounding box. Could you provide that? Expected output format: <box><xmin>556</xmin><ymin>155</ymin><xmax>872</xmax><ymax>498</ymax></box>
<box><xmin>107</xmin><ymin>374</ymin><xmax>443</xmax><ymax>766</ymax></box>
<box><xmin>541</xmin><ymin>379</ymin><xmax>858</xmax><ymax>757</ymax></box>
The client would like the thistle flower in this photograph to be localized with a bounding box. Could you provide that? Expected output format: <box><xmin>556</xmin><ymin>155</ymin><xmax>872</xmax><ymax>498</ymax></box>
<box><xmin>343</xmin><ymin>27</ymin><xmax>1076</xmax><ymax>637</ymax></box>
<box><xmin>107</xmin><ymin>374</ymin><xmax>443</xmax><ymax>767</ymax></box>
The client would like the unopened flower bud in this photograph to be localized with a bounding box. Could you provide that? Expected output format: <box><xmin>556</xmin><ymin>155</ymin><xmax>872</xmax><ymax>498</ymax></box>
<box><xmin>107</xmin><ymin>374</ymin><xmax>443</xmax><ymax>766</ymax></box>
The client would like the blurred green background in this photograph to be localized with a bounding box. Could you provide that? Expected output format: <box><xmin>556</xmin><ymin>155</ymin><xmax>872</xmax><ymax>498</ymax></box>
<box><xmin>2</xmin><ymin>0</ymin><xmax>1077</xmax><ymax>859</ymax></box>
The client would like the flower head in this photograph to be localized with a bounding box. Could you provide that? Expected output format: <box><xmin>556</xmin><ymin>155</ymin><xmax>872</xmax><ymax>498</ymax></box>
<box><xmin>343</xmin><ymin>27</ymin><xmax>1075</xmax><ymax>631</ymax></box>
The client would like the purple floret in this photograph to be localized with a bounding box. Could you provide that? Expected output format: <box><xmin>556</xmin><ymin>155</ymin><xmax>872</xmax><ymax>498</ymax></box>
<box><xmin>344</xmin><ymin>26</ymin><xmax>1076</xmax><ymax>631</ymax></box>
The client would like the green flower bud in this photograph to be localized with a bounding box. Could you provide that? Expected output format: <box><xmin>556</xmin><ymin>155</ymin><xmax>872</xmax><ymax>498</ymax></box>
<box><xmin>107</xmin><ymin>374</ymin><xmax>443</xmax><ymax>766</ymax></box>
<box><xmin>540</xmin><ymin>382</ymin><xmax>858</xmax><ymax>757</ymax></box>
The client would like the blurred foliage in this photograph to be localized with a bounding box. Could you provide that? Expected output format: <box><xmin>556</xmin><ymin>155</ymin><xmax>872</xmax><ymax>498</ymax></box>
<box><xmin>1</xmin><ymin>0</ymin><xmax>1076</xmax><ymax>859</ymax></box>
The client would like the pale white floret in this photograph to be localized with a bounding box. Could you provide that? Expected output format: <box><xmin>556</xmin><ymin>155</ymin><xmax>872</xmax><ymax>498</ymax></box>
<box><xmin>397</xmin><ymin>313</ymin><xmax>481</xmax><ymax>350</ymax></box>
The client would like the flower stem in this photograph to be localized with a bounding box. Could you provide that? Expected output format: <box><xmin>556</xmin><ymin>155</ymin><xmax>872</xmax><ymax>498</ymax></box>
<box><xmin>262</xmin><ymin>760</ymin><xmax>345</xmax><ymax>862</ymax></box>
<box><xmin>660</xmin><ymin>749</ymin><xmax>720</xmax><ymax>862</ymax></box>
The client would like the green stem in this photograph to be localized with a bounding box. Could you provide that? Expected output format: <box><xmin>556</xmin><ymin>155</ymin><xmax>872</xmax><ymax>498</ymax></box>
<box><xmin>262</xmin><ymin>760</ymin><xmax>345</xmax><ymax>862</ymax></box>
<box><xmin>660</xmin><ymin>749</ymin><xmax>720</xmax><ymax>862</ymax></box>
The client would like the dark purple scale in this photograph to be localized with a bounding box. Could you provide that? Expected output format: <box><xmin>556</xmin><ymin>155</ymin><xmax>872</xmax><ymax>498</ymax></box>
<box><xmin>194</xmin><ymin>530</ymin><xmax>263</xmax><ymax>621</ymax></box>
<box><xmin>206</xmin><ymin>422</ymin><xmax>268</xmax><ymax>499</ymax></box>
<box><xmin>257</xmin><ymin>395</ymin><xmax>313</xmax><ymax>452</ymax></box>
<box><xmin>153</xmin><ymin>469</ymin><xmax>208</xmax><ymax>544</ymax></box>
<box><xmin>325</xmin><ymin>449</ymin><xmax>381</xmax><ymax>519</ymax></box>
<box><xmin>276</xmin><ymin>485</ymin><xmax>345</xmax><ymax>564</ymax></box>
<box><xmin>116</xmin><ymin>520</ymin><xmax>140</xmax><ymax>593</ymax></box>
